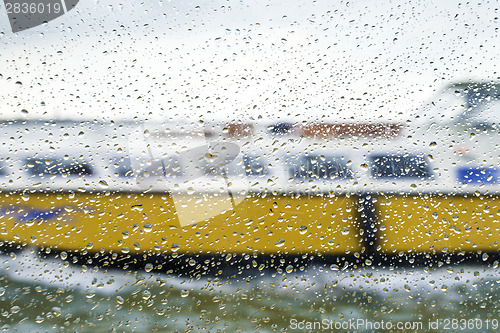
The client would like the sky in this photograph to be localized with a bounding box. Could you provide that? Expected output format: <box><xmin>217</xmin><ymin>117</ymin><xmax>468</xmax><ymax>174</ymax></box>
<box><xmin>0</xmin><ymin>0</ymin><xmax>498</xmax><ymax>123</ymax></box>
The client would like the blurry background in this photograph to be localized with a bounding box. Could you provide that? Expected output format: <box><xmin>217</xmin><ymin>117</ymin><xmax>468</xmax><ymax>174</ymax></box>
<box><xmin>0</xmin><ymin>1</ymin><xmax>499</xmax><ymax>332</ymax></box>
<box><xmin>0</xmin><ymin>0</ymin><xmax>498</xmax><ymax>122</ymax></box>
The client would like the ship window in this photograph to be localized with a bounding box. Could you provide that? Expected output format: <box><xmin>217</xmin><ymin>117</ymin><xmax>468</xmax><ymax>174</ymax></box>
<box><xmin>370</xmin><ymin>154</ymin><xmax>432</xmax><ymax>179</ymax></box>
<box><xmin>457</xmin><ymin>167</ymin><xmax>498</xmax><ymax>184</ymax></box>
<box><xmin>25</xmin><ymin>158</ymin><xmax>94</xmax><ymax>177</ymax></box>
<box><xmin>113</xmin><ymin>156</ymin><xmax>133</xmax><ymax>177</ymax></box>
<box><xmin>289</xmin><ymin>155</ymin><xmax>353</xmax><ymax>180</ymax></box>
<box><xmin>243</xmin><ymin>156</ymin><xmax>268</xmax><ymax>176</ymax></box>
<box><xmin>268</xmin><ymin>122</ymin><xmax>294</xmax><ymax>135</ymax></box>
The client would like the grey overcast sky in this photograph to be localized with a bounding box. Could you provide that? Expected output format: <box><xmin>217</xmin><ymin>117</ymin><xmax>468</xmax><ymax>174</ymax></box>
<box><xmin>0</xmin><ymin>0</ymin><xmax>498</xmax><ymax>122</ymax></box>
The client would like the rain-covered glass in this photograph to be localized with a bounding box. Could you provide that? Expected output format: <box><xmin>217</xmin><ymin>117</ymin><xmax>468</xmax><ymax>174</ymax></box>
<box><xmin>0</xmin><ymin>0</ymin><xmax>498</xmax><ymax>332</ymax></box>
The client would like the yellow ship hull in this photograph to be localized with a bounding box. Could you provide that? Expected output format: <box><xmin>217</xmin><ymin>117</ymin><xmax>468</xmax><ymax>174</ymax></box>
<box><xmin>0</xmin><ymin>192</ymin><xmax>498</xmax><ymax>256</ymax></box>
<box><xmin>377</xmin><ymin>194</ymin><xmax>500</xmax><ymax>253</ymax></box>
<box><xmin>0</xmin><ymin>192</ymin><xmax>361</xmax><ymax>255</ymax></box>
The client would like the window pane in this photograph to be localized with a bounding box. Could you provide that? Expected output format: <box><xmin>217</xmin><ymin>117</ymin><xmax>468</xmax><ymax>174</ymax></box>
<box><xmin>112</xmin><ymin>156</ymin><xmax>133</xmax><ymax>177</ymax></box>
<box><xmin>289</xmin><ymin>155</ymin><xmax>353</xmax><ymax>180</ymax></box>
<box><xmin>243</xmin><ymin>155</ymin><xmax>268</xmax><ymax>176</ymax></box>
<box><xmin>25</xmin><ymin>157</ymin><xmax>93</xmax><ymax>177</ymax></box>
<box><xmin>370</xmin><ymin>154</ymin><xmax>432</xmax><ymax>179</ymax></box>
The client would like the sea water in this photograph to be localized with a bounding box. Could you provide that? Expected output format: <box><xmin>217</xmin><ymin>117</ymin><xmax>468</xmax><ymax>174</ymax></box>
<box><xmin>0</xmin><ymin>249</ymin><xmax>497</xmax><ymax>332</ymax></box>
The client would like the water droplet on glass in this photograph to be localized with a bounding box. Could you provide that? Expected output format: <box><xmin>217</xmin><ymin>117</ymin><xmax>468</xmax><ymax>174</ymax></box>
<box><xmin>142</xmin><ymin>290</ymin><xmax>151</xmax><ymax>300</ymax></box>
<box><xmin>275</xmin><ymin>239</ymin><xmax>285</xmax><ymax>247</ymax></box>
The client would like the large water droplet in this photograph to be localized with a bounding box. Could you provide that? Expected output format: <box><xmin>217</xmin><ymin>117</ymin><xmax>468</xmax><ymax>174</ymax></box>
<box><xmin>275</xmin><ymin>239</ymin><xmax>285</xmax><ymax>247</ymax></box>
<box><xmin>299</xmin><ymin>226</ymin><xmax>307</xmax><ymax>234</ymax></box>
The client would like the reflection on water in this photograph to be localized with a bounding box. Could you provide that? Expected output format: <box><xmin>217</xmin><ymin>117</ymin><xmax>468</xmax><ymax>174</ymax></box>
<box><xmin>0</xmin><ymin>249</ymin><xmax>498</xmax><ymax>332</ymax></box>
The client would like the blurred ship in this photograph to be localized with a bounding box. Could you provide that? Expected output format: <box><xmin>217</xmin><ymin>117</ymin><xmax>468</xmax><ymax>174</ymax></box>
<box><xmin>0</xmin><ymin>82</ymin><xmax>498</xmax><ymax>267</ymax></box>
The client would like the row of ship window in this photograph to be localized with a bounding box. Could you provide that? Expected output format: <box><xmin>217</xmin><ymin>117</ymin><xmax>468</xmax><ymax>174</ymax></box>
<box><xmin>0</xmin><ymin>154</ymin><xmax>433</xmax><ymax>180</ymax></box>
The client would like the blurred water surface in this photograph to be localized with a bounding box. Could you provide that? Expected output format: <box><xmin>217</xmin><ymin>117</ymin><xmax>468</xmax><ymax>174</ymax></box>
<box><xmin>0</xmin><ymin>249</ymin><xmax>497</xmax><ymax>332</ymax></box>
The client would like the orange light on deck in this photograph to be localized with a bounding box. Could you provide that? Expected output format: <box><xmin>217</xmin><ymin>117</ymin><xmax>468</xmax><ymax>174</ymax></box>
<box><xmin>454</xmin><ymin>145</ymin><xmax>470</xmax><ymax>156</ymax></box>
<box><xmin>298</xmin><ymin>123</ymin><xmax>403</xmax><ymax>138</ymax></box>
<box><xmin>226</xmin><ymin>123</ymin><xmax>255</xmax><ymax>137</ymax></box>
